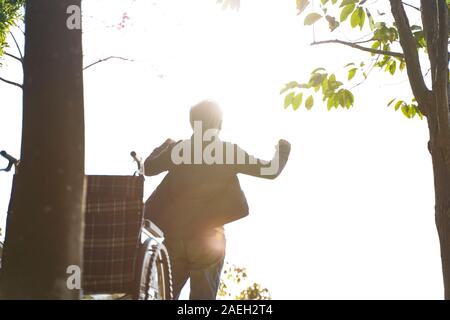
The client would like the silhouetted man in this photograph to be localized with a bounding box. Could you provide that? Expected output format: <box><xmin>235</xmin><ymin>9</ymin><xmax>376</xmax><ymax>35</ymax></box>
<box><xmin>144</xmin><ymin>100</ymin><xmax>291</xmax><ymax>299</ymax></box>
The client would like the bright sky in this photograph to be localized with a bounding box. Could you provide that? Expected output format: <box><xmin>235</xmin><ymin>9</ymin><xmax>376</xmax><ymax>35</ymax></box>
<box><xmin>0</xmin><ymin>0</ymin><xmax>443</xmax><ymax>299</ymax></box>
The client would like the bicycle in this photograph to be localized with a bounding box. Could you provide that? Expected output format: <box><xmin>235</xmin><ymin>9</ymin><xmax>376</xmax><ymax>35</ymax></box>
<box><xmin>0</xmin><ymin>150</ymin><xmax>173</xmax><ymax>300</ymax></box>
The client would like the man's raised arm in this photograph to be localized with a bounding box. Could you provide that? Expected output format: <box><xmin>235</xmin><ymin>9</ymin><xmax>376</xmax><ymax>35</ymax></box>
<box><xmin>233</xmin><ymin>139</ymin><xmax>291</xmax><ymax>179</ymax></box>
<box><xmin>144</xmin><ymin>138</ymin><xmax>176</xmax><ymax>176</ymax></box>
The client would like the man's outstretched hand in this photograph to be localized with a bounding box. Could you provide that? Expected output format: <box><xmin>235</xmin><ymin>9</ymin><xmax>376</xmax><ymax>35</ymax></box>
<box><xmin>277</xmin><ymin>139</ymin><xmax>291</xmax><ymax>153</ymax></box>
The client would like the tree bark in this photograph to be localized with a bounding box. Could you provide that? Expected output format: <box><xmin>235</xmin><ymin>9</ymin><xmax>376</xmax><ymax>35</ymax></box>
<box><xmin>391</xmin><ymin>0</ymin><xmax>450</xmax><ymax>299</ymax></box>
<box><xmin>431</xmin><ymin>145</ymin><xmax>450</xmax><ymax>300</ymax></box>
<box><xmin>0</xmin><ymin>0</ymin><xmax>85</xmax><ymax>299</ymax></box>
<box><xmin>424</xmin><ymin>0</ymin><xmax>450</xmax><ymax>300</ymax></box>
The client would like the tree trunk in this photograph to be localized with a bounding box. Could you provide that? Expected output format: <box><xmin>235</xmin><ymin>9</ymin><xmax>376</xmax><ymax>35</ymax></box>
<box><xmin>0</xmin><ymin>0</ymin><xmax>85</xmax><ymax>299</ymax></box>
<box><xmin>430</xmin><ymin>142</ymin><xmax>450</xmax><ymax>300</ymax></box>
<box><xmin>419</xmin><ymin>0</ymin><xmax>450</xmax><ymax>300</ymax></box>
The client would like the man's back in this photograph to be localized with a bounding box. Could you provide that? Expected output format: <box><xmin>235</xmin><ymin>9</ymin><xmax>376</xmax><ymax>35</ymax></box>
<box><xmin>144</xmin><ymin>138</ymin><xmax>247</xmax><ymax>238</ymax></box>
<box><xmin>144</xmin><ymin>137</ymin><xmax>290</xmax><ymax>239</ymax></box>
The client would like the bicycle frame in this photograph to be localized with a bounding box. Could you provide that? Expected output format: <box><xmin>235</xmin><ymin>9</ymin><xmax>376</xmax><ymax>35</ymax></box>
<box><xmin>130</xmin><ymin>150</ymin><xmax>164</xmax><ymax>241</ymax></box>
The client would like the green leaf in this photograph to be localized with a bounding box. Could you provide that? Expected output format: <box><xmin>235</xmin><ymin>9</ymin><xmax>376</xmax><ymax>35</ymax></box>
<box><xmin>327</xmin><ymin>95</ymin><xmax>335</xmax><ymax>110</ymax></box>
<box><xmin>409</xmin><ymin>105</ymin><xmax>417</xmax><ymax>118</ymax></box>
<box><xmin>322</xmin><ymin>76</ymin><xmax>329</xmax><ymax>93</ymax></box>
<box><xmin>394</xmin><ymin>100</ymin><xmax>403</xmax><ymax>111</ymax></box>
<box><xmin>284</xmin><ymin>92</ymin><xmax>295</xmax><ymax>108</ymax></box>
<box><xmin>350</xmin><ymin>7</ymin><xmax>361</xmax><ymax>28</ymax></box>
<box><xmin>348</xmin><ymin>68</ymin><xmax>357</xmax><ymax>80</ymax></box>
<box><xmin>344</xmin><ymin>62</ymin><xmax>355</xmax><ymax>68</ymax></box>
<box><xmin>358</xmin><ymin>8</ymin><xmax>365</xmax><ymax>30</ymax></box>
<box><xmin>304</xmin><ymin>12</ymin><xmax>322</xmax><ymax>25</ymax></box>
<box><xmin>334</xmin><ymin>95</ymin><xmax>339</xmax><ymax>108</ymax></box>
<box><xmin>389</xmin><ymin>60</ymin><xmax>397</xmax><ymax>75</ymax></box>
<box><xmin>337</xmin><ymin>89</ymin><xmax>353</xmax><ymax>108</ymax></box>
<box><xmin>292</xmin><ymin>93</ymin><xmax>303</xmax><ymax>110</ymax></box>
<box><xmin>340</xmin><ymin>0</ymin><xmax>358</xmax><ymax>7</ymax></box>
<box><xmin>337</xmin><ymin>91</ymin><xmax>344</xmax><ymax>107</ymax></box>
<box><xmin>416</xmin><ymin>33</ymin><xmax>426</xmax><ymax>48</ymax></box>
<box><xmin>340</xmin><ymin>4</ymin><xmax>355</xmax><ymax>22</ymax></box>
<box><xmin>329</xmin><ymin>73</ymin><xmax>336</xmax><ymax>82</ymax></box>
<box><xmin>0</xmin><ymin>0</ymin><xmax>25</xmax><ymax>60</ymax></box>
<box><xmin>326</xmin><ymin>73</ymin><xmax>344</xmax><ymax>91</ymax></box>
<box><xmin>401</xmin><ymin>105</ymin><xmax>410</xmax><ymax>118</ymax></box>
<box><xmin>387</xmin><ymin>98</ymin><xmax>396</xmax><ymax>107</ymax></box>
<box><xmin>305</xmin><ymin>95</ymin><xmax>314</xmax><ymax>110</ymax></box>
<box><xmin>399</xmin><ymin>60</ymin><xmax>406</xmax><ymax>71</ymax></box>
<box><xmin>346</xmin><ymin>90</ymin><xmax>354</xmax><ymax>108</ymax></box>
<box><xmin>296</xmin><ymin>0</ymin><xmax>310</xmax><ymax>14</ymax></box>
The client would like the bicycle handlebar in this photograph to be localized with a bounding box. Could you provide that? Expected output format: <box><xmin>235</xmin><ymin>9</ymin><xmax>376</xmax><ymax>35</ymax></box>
<box><xmin>1</xmin><ymin>150</ymin><xmax>143</xmax><ymax>175</ymax></box>
<box><xmin>0</xmin><ymin>150</ymin><xmax>19</xmax><ymax>172</ymax></box>
<box><xmin>130</xmin><ymin>151</ymin><xmax>144</xmax><ymax>176</ymax></box>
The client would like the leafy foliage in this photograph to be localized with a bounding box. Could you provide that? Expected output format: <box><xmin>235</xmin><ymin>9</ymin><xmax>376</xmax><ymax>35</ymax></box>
<box><xmin>286</xmin><ymin>0</ymin><xmax>427</xmax><ymax>119</ymax></box>
<box><xmin>281</xmin><ymin>68</ymin><xmax>354</xmax><ymax>111</ymax></box>
<box><xmin>0</xmin><ymin>0</ymin><xmax>24</xmax><ymax>60</ymax></box>
<box><xmin>218</xmin><ymin>262</ymin><xmax>271</xmax><ymax>300</ymax></box>
<box><xmin>387</xmin><ymin>97</ymin><xmax>423</xmax><ymax>119</ymax></box>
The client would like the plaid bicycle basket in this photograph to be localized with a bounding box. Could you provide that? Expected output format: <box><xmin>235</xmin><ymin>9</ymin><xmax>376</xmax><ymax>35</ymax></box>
<box><xmin>83</xmin><ymin>175</ymin><xmax>144</xmax><ymax>293</ymax></box>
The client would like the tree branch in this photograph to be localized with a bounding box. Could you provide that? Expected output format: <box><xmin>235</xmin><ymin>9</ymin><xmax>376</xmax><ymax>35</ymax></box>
<box><xmin>421</xmin><ymin>1</ymin><xmax>448</xmax><ymax>86</ymax></box>
<box><xmin>10</xmin><ymin>31</ymin><xmax>23</xmax><ymax>61</ymax></box>
<box><xmin>349</xmin><ymin>54</ymin><xmax>381</xmax><ymax>90</ymax></box>
<box><xmin>390</xmin><ymin>0</ymin><xmax>431</xmax><ymax>114</ymax></box>
<box><xmin>17</xmin><ymin>25</ymin><xmax>25</xmax><ymax>36</ymax></box>
<box><xmin>83</xmin><ymin>56</ymin><xmax>134</xmax><ymax>70</ymax></box>
<box><xmin>0</xmin><ymin>76</ymin><xmax>23</xmax><ymax>89</ymax></box>
<box><xmin>5</xmin><ymin>52</ymin><xmax>22</xmax><ymax>64</ymax></box>
<box><xmin>402</xmin><ymin>2</ymin><xmax>420</xmax><ymax>11</ymax></box>
<box><xmin>421</xmin><ymin>1</ymin><xmax>438</xmax><ymax>80</ymax></box>
<box><xmin>420</xmin><ymin>0</ymin><xmax>449</xmax><ymax>140</ymax></box>
<box><xmin>311</xmin><ymin>39</ymin><xmax>405</xmax><ymax>59</ymax></box>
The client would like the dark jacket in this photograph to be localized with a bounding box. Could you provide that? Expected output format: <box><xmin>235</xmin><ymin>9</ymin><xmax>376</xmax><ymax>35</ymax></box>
<box><xmin>144</xmin><ymin>136</ymin><xmax>290</xmax><ymax>239</ymax></box>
